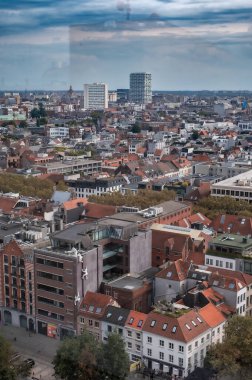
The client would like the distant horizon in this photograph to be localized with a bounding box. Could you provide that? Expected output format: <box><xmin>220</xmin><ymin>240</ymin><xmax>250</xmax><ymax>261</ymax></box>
<box><xmin>1</xmin><ymin>89</ymin><xmax>252</xmax><ymax>94</ymax></box>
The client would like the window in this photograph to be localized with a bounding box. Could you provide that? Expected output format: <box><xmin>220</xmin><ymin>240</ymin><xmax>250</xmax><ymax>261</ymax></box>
<box><xmin>169</xmin><ymin>355</ymin><xmax>174</xmax><ymax>363</ymax></box>
<box><xmin>137</xmin><ymin>320</ymin><xmax>143</xmax><ymax>328</ymax></box>
<box><xmin>195</xmin><ymin>341</ymin><xmax>198</xmax><ymax>348</ymax></box>
<box><xmin>136</xmin><ymin>344</ymin><xmax>141</xmax><ymax>352</ymax></box>
<box><xmin>37</xmin><ymin>271</ymin><xmax>63</xmax><ymax>282</ymax></box>
<box><xmin>188</xmin><ymin>344</ymin><xmax>192</xmax><ymax>352</ymax></box>
<box><xmin>127</xmin><ymin>342</ymin><xmax>132</xmax><ymax>349</ymax></box>
<box><xmin>95</xmin><ymin>321</ymin><xmax>99</xmax><ymax>328</ymax></box>
<box><xmin>136</xmin><ymin>332</ymin><xmax>141</xmax><ymax>340</ymax></box>
<box><xmin>201</xmin><ymin>337</ymin><xmax>204</xmax><ymax>344</ymax></box>
<box><xmin>159</xmin><ymin>352</ymin><xmax>164</xmax><ymax>360</ymax></box>
<box><xmin>217</xmin><ymin>327</ymin><xmax>220</xmax><ymax>334</ymax></box>
<box><xmin>129</xmin><ymin>317</ymin><xmax>134</xmax><ymax>325</ymax></box>
<box><xmin>162</xmin><ymin>323</ymin><xmax>168</xmax><ymax>330</ymax></box>
<box><xmin>179</xmin><ymin>345</ymin><xmax>184</xmax><ymax>353</ymax></box>
<box><xmin>118</xmin><ymin>328</ymin><xmax>123</xmax><ymax>335</ymax></box>
<box><xmin>4</xmin><ymin>255</ymin><xmax>8</xmax><ymax>263</ymax></box>
<box><xmin>127</xmin><ymin>330</ymin><xmax>132</xmax><ymax>337</ymax></box>
<box><xmin>147</xmin><ymin>336</ymin><xmax>152</xmax><ymax>343</ymax></box>
<box><xmin>160</xmin><ymin>340</ymin><xmax>164</xmax><ymax>347</ymax></box>
<box><xmin>150</xmin><ymin>320</ymin><xmax>156</xmax><ymax>327</ymax></box>
<box><xmin>169</xmin><ymin>343</ymin><xmax>174</xmax><ymax>350</ymax></box>
<box><xmin>80</xmin><ymin>317</ymin><xmax>85</xmax><ymax>324</ymax></box>
<box><xmin>179</xmin><ymin>358</ymin><xmax>183</xmax><ymax>367</ymax></box>
<box><xmin>147</xmin><ymin>349</ymin><xmax>152</xmax><ymax>357</ymax></box>
<box><xmin>37</xmin><ymin>283</ymin><xmax>64</xmax><ymax>295</ymax></box>
<box><xmin>107</xmin><ymin>325</ymin><xmax>112</xmax><ymax>332</ymax></box>
<box><xmin>207</xmin><ymin>333</ymin><xmax>210</xmax><ymax>340</ymax></box>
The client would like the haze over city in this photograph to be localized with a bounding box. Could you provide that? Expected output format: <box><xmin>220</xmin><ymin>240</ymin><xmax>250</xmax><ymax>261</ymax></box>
<box><xmin>1</xmin><ymin>0</ymin><xmax>252</xmax><ymax>90</ymax></box>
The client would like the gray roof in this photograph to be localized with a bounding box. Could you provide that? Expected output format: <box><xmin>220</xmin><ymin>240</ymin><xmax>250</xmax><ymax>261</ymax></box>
<box><xmin>101</xmin><ymin>305</ymin><xmax>130</xmax><ymax>326</ymax></box>
<box><xmin>51</xmin><ymin>191</ymin><xmax>71</xmax><ymax>204</ymax></box>
<box><xmin>52</xmin><ymin>222</ymin><xmax>95</xmax><ymax>244</ymax></box>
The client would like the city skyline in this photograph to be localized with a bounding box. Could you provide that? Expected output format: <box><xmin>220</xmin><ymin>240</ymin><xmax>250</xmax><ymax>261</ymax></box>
<box><xmin>1</xmin><ymin>1</ymin><xmax>252</xmax><ymax>90</ymax></box>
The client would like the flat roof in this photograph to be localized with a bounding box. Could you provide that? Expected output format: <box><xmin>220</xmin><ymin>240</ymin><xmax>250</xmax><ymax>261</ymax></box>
<box><xmin>210</xmin><ymin>233</ymin><xmax>252</xmax><ymax>248</ymax></box>
<box><xmin>151</xmin><ymin>223</ymin><xmax>204</xmax><ymax>240</ymax></box>
<box><xmin>212</xmin><ymin>169</ymin><xmax>252</xmax><ymax>188</ymax></box>
<box><xmin>107</xmin><ymin>200</ymin><xmax>189</xmax><ymax>224</ymax></box>
<box><xmin>35</xmin><ymin>159</ymin><xmax>101</xmax><ymax>169</ymax></box>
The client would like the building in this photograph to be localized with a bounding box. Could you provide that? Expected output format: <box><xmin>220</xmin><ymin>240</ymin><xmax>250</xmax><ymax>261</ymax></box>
<box><xmin>77</xmin><ymin>291</ymin><xmax>119</xmax><ymax>340</ymax></box>
<box><xmin>84</xmin><ymin>83</ymin><xmax>108</xmax><ymax>110</ymax></box>
<box><xmin>101</xmin><ymin>305</ymin><xmax>130</xmax><ymax>342</ymax></box>
<box><xmin>0</xmin><ymin>240</ymin><xmax>35</xmax><ymax>331</ymax></box>
<box><xmin>34</xmin><ymin>224</ymin><xmax>103</xmax><ymax>339</ymax></box>
<box><xmin>211</xmin><ymin>169</ymin><xmax>252</xmax><ymax>202</ymax></box>
<box><xmin>124</xmin><ymin>310</ymin><xmax>148</xmax><ymax>362</ymax></box>
<box><xmin>205</xmin><ymin>233</ymin><xmax>252</xmax><ymax>275</ymax></box>
<box><xmin>68</xmin><ymin>176</ymin><xmax>125</xmax><ymax>198</ymax></box>
<box><xmin>142</xmin><ymin>305</ymin><xmax>225</xmax><ymax>377</ymax></box>
<box><xmin>35</xmin><ymin>158</ymin><xmax>102</xmax><ymax>175</ymax></box>
<box><xmin>102</xmin><ymin>268</ymin><xmax>159</xmax><ymax>313</ymax></box>
<box><xmin>129</xmin><ymin>73</ymin><xmax>152</xmax><ymax>104</ymax></box>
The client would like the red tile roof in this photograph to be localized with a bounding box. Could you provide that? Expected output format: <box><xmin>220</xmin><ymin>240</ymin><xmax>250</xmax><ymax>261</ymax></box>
<box><xmin>63</xmin><ymin>198</ymin><xmax>87</xmax><ymax>211</ymax></box>
<box><xmin>85</xmin><ymin>203</ymin><xmax>118</xmax><ymax>219</ymax></box>
<box><xmin>156</xmin><ymin>259</ymin><xmax>190</xmax><ymax>282</ymax></box>
<box><xmin>78</xmin><ymin>291</ymin><xmax>119</xmax><ymax>319</ymax></box>
<box><xmin>125</xmin><ymin>310</ymin><xmax>148</xmax><ymax>330</ymax></box>
<box><xmin>143</xmin><ymin>309</ymin><xmax>210</xmax><ymax>343</ymax></box>
<box><xmin>199</xmin><ymin>303</ymin><xmax>226</xmax><ymax>328</ymax></box>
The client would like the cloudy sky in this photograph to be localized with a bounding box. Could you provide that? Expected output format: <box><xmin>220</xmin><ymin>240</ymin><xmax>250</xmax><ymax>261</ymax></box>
<box><xmin>0</xmin><ymin>0</ymin><xmax>252</xmax><ymax>90</ymax></box>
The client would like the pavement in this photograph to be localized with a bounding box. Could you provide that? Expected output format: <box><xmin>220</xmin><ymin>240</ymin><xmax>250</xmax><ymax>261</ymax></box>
<box><xmin>0</xmin><ymin>324</ymin><xmax>60</xmax><ymax>380</ymax></box>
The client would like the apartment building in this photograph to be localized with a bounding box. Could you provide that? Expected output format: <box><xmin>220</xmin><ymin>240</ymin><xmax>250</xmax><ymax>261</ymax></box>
<box><xmin>101</xmin><ymin>305</ymin><xmax>130</xmax><ymax>342</ymax></box>
<box><xmin>129</xmin><ymin>73</ymin><xmax>152</xmax><ymax>104</ymax></box>
<box><xmin>77</xmin><ymin>291</ymin><xmax>119</xmax><ymax>340</ymax></box>
<box><xmin>0</xmin><ymin>240</ymin><xmax>35</xmax><ymax>331</ymax></box>
<box><xmin>124</xmin><ymin>310</ymin><xmax>148</xmax><ymax>363</ymax></box>
<box><xmin>211</xmin><ymin>169</ymin><xmax>252</xmax><ymax>202</ymax></box>
<box><xmin>142</xmin><ymin>306</ymin><xmax>225</xmax><ymax>378</ymax></box>
<box><xmin>34</xmin><ymin>224</ymin><xmax>103</xmax><ymax>339</ymax></box>
<box><xmin>69</xmin><ymin>176</ymin><xmax>125</xmax><ymax>198</ymax></box>
<box><xmin>84</xmin><ymin>83</ymin><xmax>108</xmax><ymax>110</ymax></box>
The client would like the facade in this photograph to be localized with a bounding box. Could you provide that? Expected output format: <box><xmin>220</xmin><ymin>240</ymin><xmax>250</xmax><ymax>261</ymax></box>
<box><xmin>0</xmin><ymin>240</ymin><xmax>35</xmax><ymax>331</ymax></box>
<box><xmin>34</xmin><ymin>227</ymin><xmax>103</xmax><ymax>339</ymax></box>
<box><xmin>129</xmin><ymin>73</ymin><xmax>152</xmax><ymax>104</ymax></box>
<box><xmin>47</xmin><ymin>126</ymin><xmax>69</xmax><ymax>138</ymax></box>
<box><xmin>101</xmin><ymin>305</ymin><xmax>130</xmax><ymax>342</ymax></box>
<box><xmin>142</xmin><ymin>307</ymin><xmax>225</xmax><ymax>378</ymax></box>
<box><xmin>211</xmin><ymin>169</ymin><xmax>252</xmax><ymax>202</ymax></box>
<box><xmin>124</xmin><ymin>310</ymin><xmax>148</xmax><ymax>362</ymax></box>
<box><xmin>35</xmin><ymin>158</ymin><xmax>102</xmax><ymax>175</ymax></box>
<box><xmin>69</xmin><ymin>176</ymin><xmax>125</xmax><ymax>198</ymax></box>
<box><xmin>84</xmin><ymin>83</ymin><xmax>108</xmax><ymax>110</ymax></box>
<box><xmin>77</xmin><ymin>291</ymin><xmax>119</xmax><ymax>340</ymax></box>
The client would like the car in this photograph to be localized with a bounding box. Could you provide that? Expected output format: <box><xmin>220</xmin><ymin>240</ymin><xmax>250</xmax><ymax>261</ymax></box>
<box><xmin>23</xmin><ymin>358</ymin><xmax>35</xmax><ymax>368</ymax></box>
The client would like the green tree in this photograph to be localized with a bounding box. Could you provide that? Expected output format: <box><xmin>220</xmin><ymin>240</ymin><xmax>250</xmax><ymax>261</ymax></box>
<box><xmin>0</xmin><ymin>335</ymin><xmax>31</xmax><ymax>380</ymax></box>
<box><xmin>131</xmin><ymin>123</ymin><xmax>141</xmax><ymax>133</ymax></box>
<box><xmin>53</xmin><ymin>331</ymin><xmax>100</xmax><ymax>380</ymax></box>
<box><xmin>191</xmin><ymin>130</ymin><xmax>199</xmax><ymax>140</ymax></box>
<box><xmin>205</xmin><ymin>316</ymin><xmax>252</xmax><ymax>378</ymax></box>
<box><xmin>18</xmin><ymin>120</ymin><xmax>28</xmax><ymax>128</ymax></box>
<box><xmin>99</xmin><ymin>333</ymin><xmax>129</xmax><ymax>380</ymax></box>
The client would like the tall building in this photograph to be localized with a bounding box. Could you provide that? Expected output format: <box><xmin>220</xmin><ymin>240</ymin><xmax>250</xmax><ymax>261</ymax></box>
<box><xmin>129</xmin><ymin>73</ymin><xmax>152</xmax><ymax>104</ymax></box>
<box><xmin>83</xmin><ymin>83</ymin><xmax>108</xmax><ymax>110</ymax></box>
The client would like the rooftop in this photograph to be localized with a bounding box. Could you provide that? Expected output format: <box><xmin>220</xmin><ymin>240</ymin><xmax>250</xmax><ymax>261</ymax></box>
<box><xmin>210</xmin><ymin>233</ymin><xmax>252</xmax><ymax>249</ymax></box>
<box><xmin>212</xmin><ymin>169</ymin><xmax>252</xmax><ymax>188</ymax></box>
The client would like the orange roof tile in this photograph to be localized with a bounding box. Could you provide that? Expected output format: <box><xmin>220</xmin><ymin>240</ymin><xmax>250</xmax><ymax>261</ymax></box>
<box><xmin>63</xmin><ymin>198</ymin><xmax>88</xmax><ymax>210</ymax></box>
<box><xmin>125</xmin><ymin>310</ymin><xmax>148</xmax><ymax>330</ymax></box>
<box><xmin>199</xmin><ymin>303</ymin><xmax>226</xmax><ymax>327</ymax></box>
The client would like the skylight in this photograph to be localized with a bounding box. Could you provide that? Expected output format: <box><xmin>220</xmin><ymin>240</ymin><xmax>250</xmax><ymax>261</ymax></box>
<box><xmin>185</xmin><ymin>324</ymin><xmax>191</xmax><ymax>330</ymax></box>
<box><xmin>162</xmin><ymin>323</ymin><xmax>168</xmax><ymax>331</ymax></box>
<box><xmin>196</xmin><ymin>317</ymin><xmax>203</xmax><ymax>323</ymax></box>
<box><xmin>229</xmin><ymin>283</ymin><xmax>235</xmax><ymax>289</ymax></box>
<box><xmin>137</xmin><ymin>320</ymin><xmax>143</xmax><ymax>327</ymax></box>
<box><xmin>150</xmin><ymin>320</ymin><xmax>156</xmax><ymax>327</ymax></box>
<box><xmin>192</xmin><ymin>321</ymin><xmax>197</xmax><ymax>327</ymax></box>
<box><xmin>118</xmin><ymin>316</ymin><xmax>123</xmax><ymax>321</ymax></box>
<box><xmin>167</xmin><ymin>272</ymin><xmax>172</xmax><ymax>278</ymax></box>
<box><xmin>107</xmin><ymin>312</ymin><xmax>112</xmax><ymax>318</ymax></box>
<box><xmin>89</xmin><ymin>305</ymin><xmax>94</xmax><ymax>312</ymax></box>
<box><xmin>96</xmin><ymin>307</ymin><xmax>102</xmax><ymax>314</ymax></box>
<box><xmin>172</xmin><ymin>326</ymin><xmax>177</xmax><ymax>333</ymax></box>
<box><xmin>213</xmin><ymin>280</ymin><xmax>219</xmax><ymax>286</ymax></box>
<box><xmin>129</xmin><ymin>317</ymin><xmax>134</xmax><ymax>325</ymax></box>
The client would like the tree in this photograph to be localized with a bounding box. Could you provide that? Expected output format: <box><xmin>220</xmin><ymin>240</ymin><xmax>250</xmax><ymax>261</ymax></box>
<box><xmin>53</xmin><ymin>331</ymin><xmax>100</xmax><ymax>380</ymax></box>
<box><xmin>191</xmin><ymin>130</ymin><xmax>199</xmax><ymax>140</ymax></box>
<box><xmin>18</xmin><ymin>120</ymin><xmax>28</xmax><ymax>128</ymax></box>
<box><xmin>131</xmin><ymin>122</ymin><xmax>141</xmax><ymax>133</ymax></box>
<box><xmin>0</xmin><ymin>335</ymin><xmax>31</xmax><ymax>380</ymax></box>
<box><xmin>53</xmin><ymin>331</ymin><xmax>129</xmax><ymax>380</ymax></box>
<box><xmin>205</xmin><ymin>316</ymin><xmax>252</xmax><ymax>378</ymax></box>
<box><xmin>99</xmin><ymin>333</ymin><xmax>129</xmax><ymax>380</ymax></box>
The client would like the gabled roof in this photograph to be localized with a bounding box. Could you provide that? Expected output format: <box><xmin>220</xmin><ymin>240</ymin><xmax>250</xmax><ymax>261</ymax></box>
<box><xmin>125</xmin><ymin>310</ymin><xmax>148</xmax><ymax>330</ymax></box>
<box><xmin>210</xmin><ymin>214</ymin><xmax>252</xmax><ymax>236</ymax></box>
<box><xmin>143</xmin><ymin>309</ymin><xmax>210</xmax><ymax>343</ymax></box>
<box><xmin>63</xmin><ymin>198</ymin><xmax>87</xmax><ymax>211</ymax></box>
<box><xmin>199</xmin><ymin>303</ymin><xmax>226</xmax><ymax>328</ymax></box>
<box><xmin>101</xmin><ymin>305</ymin><xmax>130</xmax><ymax>326</ymax></box>
<box><xmin>155</xmin><ymin>259</ymin><xmax>190</xmax><ymax>282</ymax></box>
<box><xmin>78</xmin><ymin>291</ymin><xmax>119</xmax><ymax>319</ymax></box>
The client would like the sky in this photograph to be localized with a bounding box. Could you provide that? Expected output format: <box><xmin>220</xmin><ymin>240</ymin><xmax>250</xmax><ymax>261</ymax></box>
<box><xmin>0</xmin><ymin>0</ymin><xmax>252</xmax><ymax>91</ymax></box>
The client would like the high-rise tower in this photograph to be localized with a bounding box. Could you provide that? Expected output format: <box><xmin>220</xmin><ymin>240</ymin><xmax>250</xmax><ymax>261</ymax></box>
<box><xmin>129</xmin><ymin>72</ymin><xmax>152</xmax><ymax>104</ymax></box>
